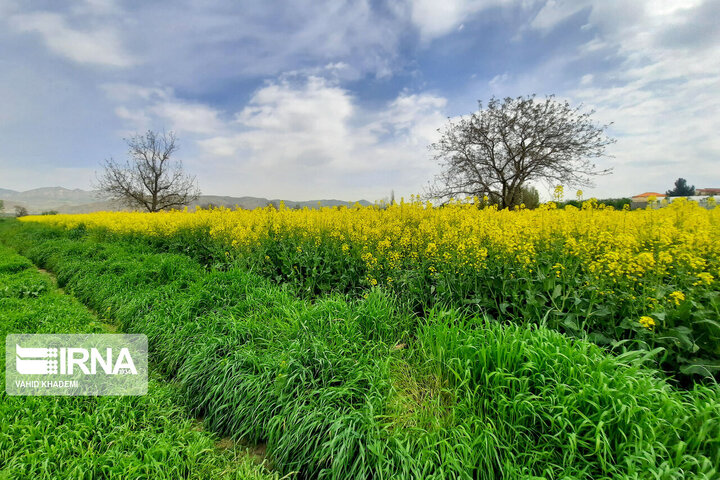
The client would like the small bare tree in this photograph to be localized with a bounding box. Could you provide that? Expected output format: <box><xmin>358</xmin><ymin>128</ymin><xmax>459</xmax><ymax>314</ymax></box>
<box><xmin>428</xmin><ymin>95</ymin><xmax>615</xmax><ymax>208</ymax></box>
<box><xmin>97</xmin><ymin>130</ymin><xmax>200</xmax><ymax>212</ymax></box>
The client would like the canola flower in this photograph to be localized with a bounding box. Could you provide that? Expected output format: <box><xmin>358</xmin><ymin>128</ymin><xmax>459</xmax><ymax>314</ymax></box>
<box><xmin>20</xmin><ymin>197</ymin><xmax>720</xmax><ymax>290</ymax></box>
<box><xmin>693</xmin><ymin>272</ymin><xmax>714</xmax><ymax>286</ymax></box>
<box><xmin>639</xmin><ymin>316</ymin><xmax>656</xmax><ymax>329</ymax></box>
<box><xmin>669</xmin><ymin>291</ymin><xmax>686</xmax><ymax>306</ymax></box>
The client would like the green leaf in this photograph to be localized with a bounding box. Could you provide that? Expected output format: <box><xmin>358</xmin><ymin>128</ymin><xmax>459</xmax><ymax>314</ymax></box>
<box><xmin>551</xmin><ymin>284</ymin><xmax>562</xmax><ymax>300</ymax></box>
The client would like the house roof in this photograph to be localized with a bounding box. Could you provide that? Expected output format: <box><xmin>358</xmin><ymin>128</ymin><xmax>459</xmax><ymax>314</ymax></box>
<box><xmin>697</xmin><ymin>188</ymin><xmax>720</xmax><ymax>194</ymax></box>
<box><xmin>632</xmin><ymin>192</ymin><xmax>666</xmax><ymax>198</ymax></box>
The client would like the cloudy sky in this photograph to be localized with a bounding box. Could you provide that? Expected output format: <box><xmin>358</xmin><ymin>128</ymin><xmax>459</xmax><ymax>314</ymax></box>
<box><xmin>1</xmin><ymin>0</ymin><xmax>718</xmax><ymax>201</ymax></box>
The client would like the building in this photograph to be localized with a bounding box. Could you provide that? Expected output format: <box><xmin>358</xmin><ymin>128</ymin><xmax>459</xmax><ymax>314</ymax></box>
<box><xmin>631</xmin><ymin>191</ymin><xmax>717</xmax><ymax>210</ymax></box>
<box><xmin>696</xmin><ymin>188</ymin><xmax>720</xmax><ymax>196</ymax></box>
<box><xmin>630</xmin><ymin>192</ymin><xmax>665</xmax><ymax>209</ymax></box>
<box><xmin>631</xmin><ymin>192</ymin><xmax>666</xmax><ymax>202</ymax></box>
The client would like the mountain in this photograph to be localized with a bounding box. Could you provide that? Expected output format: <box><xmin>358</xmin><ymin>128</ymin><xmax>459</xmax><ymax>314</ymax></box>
<box><xmin>13</xmin><ymin>187</ymin><xmax>98</xmax><ymax>202</ymax></box>
<box><xmin>0</xmin><ymin>187</ymin><xmax>372</xmax><ymax>214</ymax></box>
<box><xmin>0</xmin><ymin>187</ymin><xmax>103</xmax><ymax>213</ymax></box>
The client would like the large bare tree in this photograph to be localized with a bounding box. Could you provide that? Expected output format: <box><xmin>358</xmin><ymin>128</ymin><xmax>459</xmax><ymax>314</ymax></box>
<box><xmin>428</xmin><ymin>95</ymin><xmax>615</xmax><ymax>208</ymax></box>
<box><xmin>97</xmin><ymin>130</ymin><xmax>200</xmax><ymax>212</ymax></box>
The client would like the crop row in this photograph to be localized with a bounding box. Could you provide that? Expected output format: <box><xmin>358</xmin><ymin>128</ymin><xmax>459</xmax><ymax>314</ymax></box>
<box><xmin>0</xmin><ymin>243</ymin><xmax>277</xmax><ymax>479</ymax></box>
<box><xmin>2</xmin><ymin>220</ymin><xmax>719</xmax><ymax>479</ymax></box>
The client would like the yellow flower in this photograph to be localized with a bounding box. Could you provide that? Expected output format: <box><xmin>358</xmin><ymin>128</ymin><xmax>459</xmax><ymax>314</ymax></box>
<box><xmin>639</xmin><ymin>316</ymin><xmax>655</xmax><ymax>329</ymax></box>
<box><xmin>693</xmin><ymin>272</ymin><xmax>714</xmax><ymax>286</ymax></box>
<box><xmin>18</xmin><ymin>189</ymin><xmax>720</xmax><ymax>295</ymax></box>
<box><xmin>425</xmin><ymin>242</ymin><xmax>438</xmax><ymax>257</ymax></box>
<box><xmin>668</xmin><ymin>291</ymin><xmax>685</xmax><ymax>306</ymax></box>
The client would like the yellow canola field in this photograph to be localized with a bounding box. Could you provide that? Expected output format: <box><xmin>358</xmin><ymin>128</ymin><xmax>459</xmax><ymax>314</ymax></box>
<box><xmin>21</xmin><ymin>198</ymin><xmax>720</xmax><ymax>287</ymax></box>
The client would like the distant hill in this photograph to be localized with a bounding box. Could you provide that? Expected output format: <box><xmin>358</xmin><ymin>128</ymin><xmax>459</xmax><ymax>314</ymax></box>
<box><xmin>0</xmin><ymin>187</ymin><xmax>103</xmax><ymax>213</ymax></box>
<box><xmin>194</xmin><ymin>195</ymin><xmax>372</xmax><ymax>210</ymax></box>
<box><xmin>0</xmin><ymin>187</ymin><xmax>372</xmax><ymax>214</ymax></box>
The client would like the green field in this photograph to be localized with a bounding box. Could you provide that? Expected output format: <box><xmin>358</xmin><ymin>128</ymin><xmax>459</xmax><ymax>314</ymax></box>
<box><xmin>0</xmin><ymin>241</ymin><xmax>279</xmax><ymax>479</ymax></box>
<box><xmin>1</xmin><ymin>217</ymin><xmax>719</xmax><ymax>479</ymax></box>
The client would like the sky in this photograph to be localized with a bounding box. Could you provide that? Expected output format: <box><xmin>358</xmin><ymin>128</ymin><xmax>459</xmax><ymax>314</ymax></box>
<box><xmin>0</xmin><ymin>0</ymin><xmax>718</xmax><ymax>202</ymax></box>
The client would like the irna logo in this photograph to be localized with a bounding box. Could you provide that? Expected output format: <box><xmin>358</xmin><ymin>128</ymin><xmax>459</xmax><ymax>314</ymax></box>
<box><xmin>6</xmin><ymin>334</ymin><xmax>147</xmax><ymax>396</ymax></box>
<box><xmin>15</xmin><ymin>344</ymin><xmax>138</xmax><ymax>375</ymax></box>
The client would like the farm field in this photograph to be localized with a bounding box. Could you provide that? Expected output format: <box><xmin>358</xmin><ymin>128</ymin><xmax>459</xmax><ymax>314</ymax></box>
<box><xmin>1</xmin><ymin>198</ymin><xmax>720</xmax><ymax>479</ymax></box>
<box><xmin>22</xmin><ymin>198</ymin><xmax>720</xmax><ymax>381</ymax></box>
<box><xmin>0</xmin><ymin>244</ymin><xmax>278</xmax><ymax>479</ymax></box>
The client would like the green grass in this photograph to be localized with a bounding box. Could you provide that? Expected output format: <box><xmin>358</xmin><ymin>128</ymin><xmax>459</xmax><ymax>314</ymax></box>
<box><xmin>402</xmin><ymin>311</ymin><xmax>720</xmax><ymax>478</ymax></box>
<box><xmin>1</xmin><ymin>220</ymin><xmax>719</xmax><ymax>479</ymax></box>
<box><xmin>0</xmin><ymin>243</ymin><xmax>280</xmax><ymax>479</ymax></box>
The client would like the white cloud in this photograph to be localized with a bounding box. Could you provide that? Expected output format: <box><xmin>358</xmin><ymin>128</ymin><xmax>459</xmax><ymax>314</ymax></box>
<box><xmin>3</xmin><ymin>0</ymin><xmax>718</xmax><ymax>202</ymax></box>
<box><xmin>579</xmin><ymin>74</ymin><xmax>593</xmax><ymax>85</ymax></box>
<box><xmin>409</xmin><ymin>0</ymin><xmax>514</xmax><ymax>42</ymax></box>
<box><xmin>372</xmin><ymin>92</ymin><xmax>447</xmax><ymax>147</ymax></box>
<box><xmin>224</xmin><ymin>76</ymin><xmax>357</xmax><ymax>169</ymax></box>
<box><xmin>9</xmin><ymin>11</ymin><xmax>135</xmax><ymax>67</ymax></box>
<box><xmin>107</xmin><ymin>76</ymin><xmax>447</xmax><ymax>199</ymax></box>
<box><xmin>509</xmin><ymin>0</ymin><xmax>720</xmax><ymax>197</ymax></box>
<box><xmin>112</xmin><ymin>0</ymin><xmax>406</xmax><ymax>86</ymax></box>
<box><xmin>150</xmin><ymin>102</ymin><xmax>224</xmax><ymax>136</ymax></box>
<box><xmin>4</xmin><ymin>1</ymin><xmax>403</xmax><ymax>81</ymax></box>
<box><xmin>103</xmin><ymin>83</ymin><xmax>225</xmax><ymax>135</ymax></box>
<box><xmin>114</xmin><ymin>106</ymin><xmax>152</xmax><ymax>132</ymax></box>
<box><xmin>74</xmin><ymin>0</ymin><xmax>121</xmax><ymax>16</ymax></box>
<box><xmin>201</xmin><ymin>77</ymin><xmax>447</xmax><ymax>175</ymax></box>
<box><xmin>530</xmin><ymin>0</ymin><xmax>588</xmax><ymax>32</ymax></box>
<box><xmin>488</xmin><ymin>73</ymin><xmax>510</xmax><ymax>91</ymax></box>
<box><xmin>643</xmin><ymin>0</ymin><xmax>704</xmax><ymax>17</ymax></box>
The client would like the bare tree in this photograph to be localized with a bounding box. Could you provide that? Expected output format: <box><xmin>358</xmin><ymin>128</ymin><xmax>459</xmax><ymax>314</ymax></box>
<box><xmin>96</xmin><ymin>130</ymin><xmax>200</xmax><ymax>212</ymax></box>
<box><xmin>428</xmin><ymin>95</ymin><xmax>615</xmax><ymax>208</ymax></box>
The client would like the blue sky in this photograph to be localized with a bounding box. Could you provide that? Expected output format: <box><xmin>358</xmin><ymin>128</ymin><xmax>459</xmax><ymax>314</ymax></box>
<box><xmin>1</xmin><ymin>0</ymin><xmax>718</xmax><ymax>201</ymax></box>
